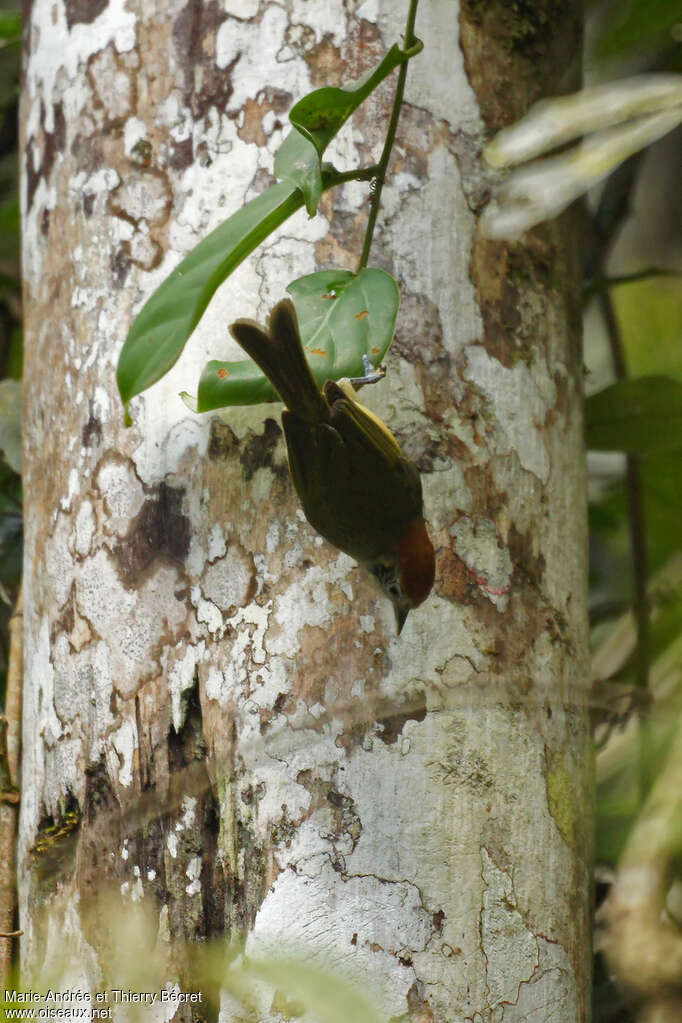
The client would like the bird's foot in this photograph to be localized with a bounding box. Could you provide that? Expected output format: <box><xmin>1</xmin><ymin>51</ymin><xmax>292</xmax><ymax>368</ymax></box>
<box><xmin>349</xmin><ymin>354</ymin><xmax>387</xmax><ymax>387</ymax></box>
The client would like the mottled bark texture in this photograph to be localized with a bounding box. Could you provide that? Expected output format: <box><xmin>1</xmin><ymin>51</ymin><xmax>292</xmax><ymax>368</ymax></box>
<box><xmin>19</xmin><ymin>0</ymin><xmax>590</xmax><ymax>1019</ymax></box>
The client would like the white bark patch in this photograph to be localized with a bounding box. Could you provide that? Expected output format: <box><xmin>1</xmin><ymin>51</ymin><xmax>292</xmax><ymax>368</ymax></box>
<box><xmin>166</xmin><ymin>642</ymin><xmax>205</xmax><ymax>732</ymax></box>
<box><xmin>217</xmin><ymin>7</ymin><xmax>306</xmax><ymax>110</ymax></box>
<box><xmin>192</xmin><ymin>588</ymin><xmax>224</xmax><ymax>635</ymax></box>
<box><xmin>247</xmin><ymin>863</ymin><xmax>431</xmax><ymax>1017</ymax></box>
<box><xmin>131</xmin><ymin>417</ymin><xmax>207</xmax><ymax>485</ymax></box>
<box><xmin>89</xmin><ymin>46</ymin><xmax>132</xmax><ymax>119</ymax></box>
<box><xmin>223</xmin><ymin>0</ymin><xmax>260</xmax><ymax>18</ymax></box>
<box><xmin>76</xmin><ymin>549</ymin><xmax>188</xmax><ymax>696</ymax></box>
<box><xmin>202</xmin><ymin>547</ymin><xmax>254</xmax><ymax>610</ymax></box>
<box><xmin>208</xmin><ymin>523</ymin><xmax>227</xmax><ymax>560</ymax></box>
<box><xmin>25</xmin><ymin>0</ymin><xmax>135</xmax><ymax>135</ymax></box>
<box><xmin>62</xmin><ymin>468</ymin><xmax>81</xmax><ymax>512</ymax></box>
<box><xmin>48</xmin><ymin>511</ymin><xmax>77</xmax><ymax>607</ymax></box>
<box><xmin>111</xmin><ymin>169</ymin><xmax>170</xmax><ymax>224</ymax></box>
<box><xmin>480</xmin><ymin>847</ymin><xmax>539</xmax><ymax>1009</ymax></box>
<box><xmin>377</xmin><ymin>0</ymin><xmax>483</xmax><ymax>131</ymax></box>
<box><xmin>450</xmin><ymin>516</ymin><xmax>513</xmax><ymax>609</ymax></box>
<box><xmin>74</xmin><ymin>498</ymin><xmax>96</xmax><ymax>556</ymax></box>
<box><xmin>388</xmin><ymin>147</ymin><xmax>482</xmax><ymax>354</ymax></box>
<box><xmin>109</xmin><ymin>717</ymin><xmax>138</xmax><ymax>789</ymax></box>
<box><xmin>464</xmin><ymin>346</ymin><xmax>556</xmax><ymax>483</ymax></box>
<box><xmin>204</xmin><ymin>601</ymin><xmax>272</xmax><ymax>699</ymax></box>
<box><xmin>22</xmin><ymin>0</ymin><xmax>136</xmax><ymax>288</ymax></box>
<box><xmin>96</xmin><ymin>459</ymin><xmax>146</xmax><ymax>534</ymax></box>
<box><xmin>513</xmin><ymin>937</ymin><xmax>578</xmax><ymax>1022</ymax></box>
<box><xmin>185</xmin><ymin>856</ymin><xmax>203</xmax><ymax>896</ymax></box>
<box><xmin>123</xmin><ymin>115</ymin><xmax>148</xmax><ymax>156</ymax></box>
<box><xmin>179</xmin><ymin>795</ymin><xmax>198</xmax><ymax>830</ymax></box>
<box><xmin>266</xmin><ymin>556</ymin><xmax>356</xmax><ymax>657</ymax></box>
<box><xmin>36</xmin><ymin>618</ymin><xmax>63</xmax><ymax>745</ymax></box>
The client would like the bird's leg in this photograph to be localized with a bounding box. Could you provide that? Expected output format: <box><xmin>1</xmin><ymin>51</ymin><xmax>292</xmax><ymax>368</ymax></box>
<box><xmin>349</xmin><ymin>354</ymin><xmax>387</xmax><ymax>387</ymax></box>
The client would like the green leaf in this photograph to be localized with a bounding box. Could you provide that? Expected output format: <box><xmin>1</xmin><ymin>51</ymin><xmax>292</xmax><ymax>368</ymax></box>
<box><xmin>274</xmin><ymin>130</ymin><xmax>323</xmax><ymax>217</ymax></box>
<box><xmin>117</xmin><ymin>182</ymin><xmax>304</xmax><ymax>410</ymax></box>
<box><xmin>586</xmin><ymin>376</ymin><xmax>682</xmax><ymax>453</ymax></box>
<box><xmin>195</xmin><ymin>268</ymin><xmax>399</xmax><ymax>413</ymax></box>
<box><xmin>594</xmin><ymin>0</ymin><xmax>682</xmax><ymax>60</ymax></box>
<box><xmin>0</xmin><ymin>379</ymin><xmax>22</xmax><ymax>474</ymax></box>
<box><xmin>274</xmin><ymin>38</ymin><xmax>422</xmax><ymax>216</ymax></box>
<box><xmin>0</xmin><ymin>12</ymin><xmax>21</xmax><ymax>41</ymax></box>
<box><xmin>288</xmin><ymin>267</ymin><xmax>399</xmax><ymax>377</ymax></box>
<box><xmin>236</xmin><ymin>957</ymin><xmax>384</xmax><ymax>1023</ymax></box>
<box><xmin>290</xmin><ymin>41</ymin><xmax>423</xmax><ymax>159</ymax></box>
<box><xmin>196</xmin><ymin>358</ymin><xmax>279</xmax><ymax>411</ymax></box>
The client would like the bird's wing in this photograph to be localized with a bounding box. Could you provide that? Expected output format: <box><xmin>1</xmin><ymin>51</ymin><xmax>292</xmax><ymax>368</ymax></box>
<box><xmin>282</xmin><ymin>411</ymin><xmax>343</xmax><ymax>500</ymax></box>
<box><xmin>323</xmin><ymin>380</ymin><xmax>404</xmax><ymax>466</ymax></box>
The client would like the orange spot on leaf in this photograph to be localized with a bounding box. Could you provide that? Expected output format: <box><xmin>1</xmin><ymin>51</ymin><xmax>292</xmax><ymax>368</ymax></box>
<box><xmin>218</xmin><ymin>368</ymin><xmax>229</xmax><ymax>379</ymax></box>
<box><xmin>309</xmin><ymin>348</ymin><xmax>327</xmax><ymax>356</ymax></box>
<box><xmin>355</xmin><ymin>309</ymin><xmax>369</xmax><ymax>320</ymax></box>
<box><xmin>371</xmin><ymin>347</ymin><xmax>380</xmax><ymax>355</ymax></box>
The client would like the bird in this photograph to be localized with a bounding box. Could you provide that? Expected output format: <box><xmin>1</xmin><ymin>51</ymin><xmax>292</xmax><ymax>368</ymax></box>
<box><xmin>229</xmin><ymin>298</ymin><xmax>435</xmax><ymax>633</ymax></box>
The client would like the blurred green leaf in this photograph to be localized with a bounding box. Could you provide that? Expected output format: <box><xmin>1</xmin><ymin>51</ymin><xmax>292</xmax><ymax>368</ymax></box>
<box><xmin>5</xmin><ymin>326</ymin><xmax>22</xmax><ymax>381</ymax></box>
<box><xmin>641</xmin><ymin>451</ymin><xmax>682</xmax><ymax>573</ymax></box>
<box><xmin>0</xmin><ymin>196</ymin><xmax>20</xmax><ymax>267</ymax></box>
<box><xmin>586</xmin><ymin>376</ymin><xmax>682</xmax><ymax>453</ymax></box>
<box><xmin>595</xmin><ymin>0</ymin><xmax>682</xmax><ymax>60</ymax></box>
<box><xmin>614</xmin><ymin>278</ymin><xmax>682</xmax><ymax>573</ymax></box>
<box><xmin>238</xmin><ymin>957</ymin><xmax>384</xmax><ymax>1023</ymax></box>
<box><xmin>0</xmin><ymin>12</ymin><xmax>21</xmax><ymax>42</ymax></box>
<box><xmin>0</xmin><ymin>379</ymin><xmax>21</xmax><ymax>473</ymax></box>
<box><xmin>194</xmin><ymin>268</ymin><xmax>399</xmax><ymax>412</ymax></box>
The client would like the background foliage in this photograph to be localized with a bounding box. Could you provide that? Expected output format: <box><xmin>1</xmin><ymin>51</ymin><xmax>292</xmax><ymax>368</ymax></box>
<box><xmin>0</xmin><ymin>7</ymin><xmax>22</xmax><ymax>710</ymax></box>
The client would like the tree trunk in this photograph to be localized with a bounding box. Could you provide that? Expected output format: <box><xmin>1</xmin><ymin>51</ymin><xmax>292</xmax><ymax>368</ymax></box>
<box><xmin>19</xmin><ymin>1</ymin><xmax>590</xmax><ymax>1019</ymax></box>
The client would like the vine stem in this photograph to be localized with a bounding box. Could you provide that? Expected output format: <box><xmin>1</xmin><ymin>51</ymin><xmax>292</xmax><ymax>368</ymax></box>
<box><xmin>358</xmin><ymin>0</ymin><xmax>419</xmax><ymax>272</ymax></box>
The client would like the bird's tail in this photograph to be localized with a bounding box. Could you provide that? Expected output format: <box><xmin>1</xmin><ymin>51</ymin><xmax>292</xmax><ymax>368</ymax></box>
<box><xmin>230</xmin><ymin>299</ymin><xmax>328</xmax><ymax>423</ymax></box>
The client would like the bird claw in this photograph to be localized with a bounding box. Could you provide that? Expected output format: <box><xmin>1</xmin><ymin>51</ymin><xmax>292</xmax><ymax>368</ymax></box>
<box><xmin>349</xmin><ymin>354</ymin><xmax>387</xmax><ymax>387</ymax></box>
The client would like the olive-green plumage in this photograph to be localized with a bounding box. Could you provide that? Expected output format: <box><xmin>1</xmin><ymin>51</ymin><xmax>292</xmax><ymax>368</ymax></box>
<box><xmin>230</xmin><ymin>299</ymin><xmax>435</xmax><ymax>629</ymax></box>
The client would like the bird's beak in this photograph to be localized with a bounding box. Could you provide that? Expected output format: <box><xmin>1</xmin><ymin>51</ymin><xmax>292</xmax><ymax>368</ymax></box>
<box><xmin>395</xmin><ymin>603</ymin><xmax>410</xmax><ymax>635</ymax></box>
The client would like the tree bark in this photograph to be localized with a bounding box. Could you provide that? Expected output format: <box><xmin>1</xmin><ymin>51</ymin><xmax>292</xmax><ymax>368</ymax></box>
<box><xmin>19</xmin><ymin>1</ymin><xmax>590</xmax><ymax>1019</ymax></box>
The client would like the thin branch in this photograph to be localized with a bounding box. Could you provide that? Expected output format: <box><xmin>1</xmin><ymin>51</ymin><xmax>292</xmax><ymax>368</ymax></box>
<box><xmin>584</xmin><ymin>265</ymin><xmax>682</xmax><ymax>299</ymax></box>
<box><xmin>330</xmin><ymin>163</ymin><xmax>381</xmax><ymax>186</ymax></box>
<box><xmin>358</xmin><ymin>0</ymin><xmax>419</xmax><ymax>271</ymax></box>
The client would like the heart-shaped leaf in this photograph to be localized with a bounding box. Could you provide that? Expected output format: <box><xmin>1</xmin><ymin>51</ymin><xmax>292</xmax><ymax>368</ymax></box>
<box><xmin>290</xmin><ymin>41</ymin><xmax>423</xmax><ymax>159</ymax></box>
<box><xmin>194</xmin><ymin>268</ymin><xmax>399</xmax><ymax>412</ymax></box>
<box><xmin>275</xmin><ymin>39</ymin><xmax>422</xmax><ymax>216</ymax></box>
